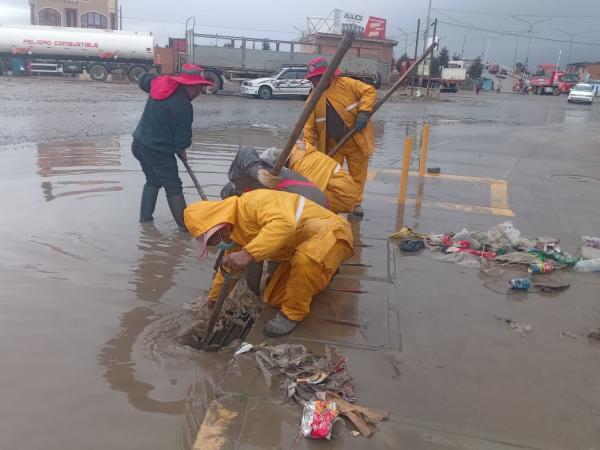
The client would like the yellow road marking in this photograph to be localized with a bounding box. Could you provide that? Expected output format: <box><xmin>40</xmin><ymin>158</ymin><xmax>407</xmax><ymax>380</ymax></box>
<box><xmin>366</xmin><ymin>168</ymin><xmax>514</xmax><ymax>217</ymax></box>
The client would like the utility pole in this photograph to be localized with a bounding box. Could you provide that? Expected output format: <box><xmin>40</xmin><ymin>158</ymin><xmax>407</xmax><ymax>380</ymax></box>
<box><xmin>557</xmin><ymin>28</ymin><xmax>592</xmax><ymax>65</ymax></box>
<box><xmin>119</xmin><ymin>5</ymin><xmax>123</xmax><ymax>30</ymax></box>
<box><xmin>513</xmin><ymin>36</ymin><xmax>519</xmax><ymax>69</ymax></box>
<box><xmin>414</xmin><ymin>19</ymin><xmax>420</xmax><ymax>59</ymax></box>
<box><xmin>398</xmin><ymin>27</ymin><xmax>408</xmax><ymax>56</ymax></box>
<box><xmin>510</xmin><ymin>16</ymin><xmax>551</xmax><ymax>70</ymax></box>
<box><xmin>422</xmin><ymin>0</ymin><xmax>432</xmax><ymax>53</ymax></box>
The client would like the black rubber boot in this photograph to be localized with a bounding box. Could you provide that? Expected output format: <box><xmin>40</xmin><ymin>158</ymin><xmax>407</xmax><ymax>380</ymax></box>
<box><xmin>139</xmin><ymin>185</ymin><xmax>159</xmax><ymax>223</ymax></box>
<box><xmin>166</xmin><ymin>194</ymin><xmax>188</xmax><ymax>230</ymax></box>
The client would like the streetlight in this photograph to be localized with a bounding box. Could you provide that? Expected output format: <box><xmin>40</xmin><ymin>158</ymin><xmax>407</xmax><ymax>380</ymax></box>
<box><xmin>397</xmin><ymin>27</ymin><xmax>408</xmax><ymax>56</ymax></box>
<box><xmin>556</xmin><ymin>28</ymin><xmax>592</xmax><ymax>65</ymax></box>
<box><xmin>510</xmin><ymin>16</ymin><xmax>551</xmax><ymax>69</ymax></box>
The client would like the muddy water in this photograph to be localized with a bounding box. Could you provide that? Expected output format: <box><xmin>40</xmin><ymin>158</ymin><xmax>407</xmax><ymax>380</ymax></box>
<box><xmin>0</xmin><ymin>127</ymin><xmax>295</xmax><ymax>450</ymax></box>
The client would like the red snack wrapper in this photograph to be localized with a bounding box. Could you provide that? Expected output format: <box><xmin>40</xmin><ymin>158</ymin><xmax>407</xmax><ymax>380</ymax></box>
<box><xmin>301</xmin><ymin>399</ymin><xmax>339</xmax><ymax>440</ymax></box>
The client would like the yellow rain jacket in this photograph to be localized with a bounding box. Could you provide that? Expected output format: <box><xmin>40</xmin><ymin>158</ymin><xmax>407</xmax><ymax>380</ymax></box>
<box><xmin>289</xmin><ymin>141</ymin><xmax>359</xmax><ymax>213</ymax></box>
<box><xmin>303</xmin><ymin>76</ymin><xmax>377</xmax><ymax>157</ymax></box>
<box><xmin>184</xmin><ymin>190</ymin><xmax>354</xmax><ymax>321</ymax></box>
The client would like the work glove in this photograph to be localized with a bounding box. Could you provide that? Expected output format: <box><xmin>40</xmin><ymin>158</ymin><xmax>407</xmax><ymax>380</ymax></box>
<box><xmin>259</xmin><ymin>147</ymin><xmax>283</xmax><ymax>165</ymax></box>
<box><xmin>257</xmin><ymin>168</ymin><xmax>281</xmax><ymax>188</ymax></box>
<box><xmin>355</xmin><ymin>111</ymin><xmax>369</xmax><ymax>131</ymax></box>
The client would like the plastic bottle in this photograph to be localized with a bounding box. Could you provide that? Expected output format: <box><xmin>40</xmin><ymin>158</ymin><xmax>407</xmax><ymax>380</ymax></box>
<box><xmin>574</xmin><ymin>259</ymin><xmax>600</xmax><ymax>272</ymax></box>
<box><xmin>581</xmin><ymin>236</ymin><xmax>600</xmax><ymax>249</ymax></box>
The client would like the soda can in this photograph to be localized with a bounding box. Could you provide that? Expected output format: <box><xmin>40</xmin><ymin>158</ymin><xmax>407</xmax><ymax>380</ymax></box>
<box><xmin>508</xmin><ymin>277</ymin><xmax>530</xmax><ymax>291</ymax></box>
<box><xmin>528</xmin><ymin>261</ymin><xmax>554</xmax><ymax>274</ymax></box>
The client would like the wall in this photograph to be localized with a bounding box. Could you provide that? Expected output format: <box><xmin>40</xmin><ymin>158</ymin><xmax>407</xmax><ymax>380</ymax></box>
<box><xmin>30</xmin><ymin>0</ymin><xmax>115</xmax><ymax>29</ymax></box>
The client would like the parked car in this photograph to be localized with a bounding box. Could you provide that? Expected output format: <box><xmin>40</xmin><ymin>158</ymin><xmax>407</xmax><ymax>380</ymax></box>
<box><xmin>240</xmin><ymin>67</ymin><xmax>310</xmax><ymax>99</ymax></box>
<box><xmin>567</xmin><ymin>83</ymin><xmax>594</xmax><ymax>105</ymax></box>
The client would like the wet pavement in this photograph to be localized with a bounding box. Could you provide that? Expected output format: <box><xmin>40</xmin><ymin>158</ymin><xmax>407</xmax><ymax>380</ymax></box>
<box><xmin>1</xmin><ymin>78</ymin><xmax>600</xmax><ymax>449</ymax></box>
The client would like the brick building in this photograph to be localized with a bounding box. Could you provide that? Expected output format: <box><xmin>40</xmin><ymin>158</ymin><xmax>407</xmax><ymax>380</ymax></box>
<box><xmin>566</xmin><ymin>61</ymin><xmax>600</xmax><ymax>82</ymax></box>
<box><xmin>299</xmin><ymin>32</ymin><xmax>397</xmax><ymax>83</ymax></box>
<box><xmin>29</xmin><ymin>0</ymin><xmax>118</xmax><ymax>30</ymax></box>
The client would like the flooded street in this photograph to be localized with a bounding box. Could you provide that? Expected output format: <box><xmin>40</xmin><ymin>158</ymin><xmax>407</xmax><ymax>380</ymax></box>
<box><xmin>1</xmin><ymin>78</ymin><xmax>600</xmax><ymax>449</ymax></box>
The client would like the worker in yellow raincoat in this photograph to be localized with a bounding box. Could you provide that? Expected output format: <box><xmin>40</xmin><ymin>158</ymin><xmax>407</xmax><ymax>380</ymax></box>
<box><xmin>303</xmin><ymin>57</ymin><xmax>376</xmax><ymax>217</ymax></box>
<box><xmin>184</xmin><ymin>189</ymin><xmax>354</xmax><ymax>337</ymax></box>
<box><xmin>260</xmin><ymin>140</ymin><xmax>359</xmax><ymax>214</ymax></box>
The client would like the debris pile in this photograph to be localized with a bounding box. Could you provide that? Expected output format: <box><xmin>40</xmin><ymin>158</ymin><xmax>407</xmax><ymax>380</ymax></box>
<box><xmin>235</xmin><ymin>343</ymin><xmax>389</xmax><ymax>438</ymax></box>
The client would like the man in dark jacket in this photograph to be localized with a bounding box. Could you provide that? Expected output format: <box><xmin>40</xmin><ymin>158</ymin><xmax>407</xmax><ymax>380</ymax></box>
<box><xmin>132</xmin><ymin>64</ymin><xmax>212</xmax><ymax>229</ymax></box>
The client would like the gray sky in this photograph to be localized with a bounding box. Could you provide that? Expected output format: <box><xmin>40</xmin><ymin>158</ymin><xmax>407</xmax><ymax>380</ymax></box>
<box><xmin>2</xmin><ymin>0</ymin><xmax>599</xmax><ymax>68</ymax></box>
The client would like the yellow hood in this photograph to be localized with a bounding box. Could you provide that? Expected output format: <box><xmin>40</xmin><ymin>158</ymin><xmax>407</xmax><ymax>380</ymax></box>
<box><xmin>184</xmin><ymin>197</ymin><xmax>238</xmax><ymax>238</ymax></box>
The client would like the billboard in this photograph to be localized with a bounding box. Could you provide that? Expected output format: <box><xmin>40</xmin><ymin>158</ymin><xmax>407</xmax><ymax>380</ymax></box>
<box><xmin>332</xmin><ymin>9</ymin><xmax>387</xmax><ymax>39</ymax></box>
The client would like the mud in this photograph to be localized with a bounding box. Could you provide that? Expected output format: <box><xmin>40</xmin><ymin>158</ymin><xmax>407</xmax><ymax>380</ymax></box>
<box><xmin>1</xmin><ymin>77</ymin><xmax>600</xmax><ymax>449</ymax></box>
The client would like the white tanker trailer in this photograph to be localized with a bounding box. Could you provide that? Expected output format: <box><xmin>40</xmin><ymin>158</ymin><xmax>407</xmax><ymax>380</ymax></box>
<box><xmin>0</xmin><ymin>24</ymin><xmax>155</xmax><ymax>82</ymax></box>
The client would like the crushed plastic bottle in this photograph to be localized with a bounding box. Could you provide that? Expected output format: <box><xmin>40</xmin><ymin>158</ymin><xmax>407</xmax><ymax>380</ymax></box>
<box><xmin>574</xmin><ymin>259</ymin><xmax>600</xmax><ymax>272</ymax></box>
<box><xmin>581</xmin><ymin>236</ymin><xmax>600</xmax><ymax>249</ymax></box>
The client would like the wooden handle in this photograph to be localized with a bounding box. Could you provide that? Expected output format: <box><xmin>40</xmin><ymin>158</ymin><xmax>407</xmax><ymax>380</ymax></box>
<box><xmin>271</xmin><ymin>32</ymin><xmax>356</xmax><ymax>175</ymax></box>
<box><xmin>327</xmin><ymin>42</ymin><xmax>438</xmax><ymax>157</ymax></box>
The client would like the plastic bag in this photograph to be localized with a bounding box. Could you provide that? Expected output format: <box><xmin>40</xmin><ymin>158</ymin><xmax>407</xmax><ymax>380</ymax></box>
<box><xmin>301</xmin><ymin>399</ymin><xmax>339</xmax><ymax>440</ymax></box>
<box><xmin>453</xmin><ymin>228</ymin><xmax>482</xmax><ymax>250</ymax></box>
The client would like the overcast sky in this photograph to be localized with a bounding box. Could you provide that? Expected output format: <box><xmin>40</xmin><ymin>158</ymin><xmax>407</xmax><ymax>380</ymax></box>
<box><xmin>2</xmin><ymin>0</ymin><xmax>599</xmax><ymax>68</ymax></box>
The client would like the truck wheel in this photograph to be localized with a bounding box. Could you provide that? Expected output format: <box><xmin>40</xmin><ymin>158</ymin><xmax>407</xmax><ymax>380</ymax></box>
<box><xmin>203</xmin><ymin>70</ymin><xmax>222</xmax><ymax>94</ymax></box>
<box><xmin>88</xmin><ymin>64</ymin><xmax>109</xmax><ymax>82</ymax></box>
<box><xmin>258</xmin><ymin>86</ymin><xmax>272</xmax><ymax>100</ymax></box>
<box><xmin>128</xmin><ymin>66</ymin><xmax>147</xmax><ymax>84</ymax></box>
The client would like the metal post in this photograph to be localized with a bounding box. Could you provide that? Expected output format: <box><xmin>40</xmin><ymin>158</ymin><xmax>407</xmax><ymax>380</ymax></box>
<box><xmin>398</xmin><ymin>136</ymin><xmax>413</xmax><ymax>205</ymax></box>
<box><xmin>414</xmin><ymin>19</ymin><xmax>420</xmax><ymax>59</ymax></box>
<box><xmin>119</xmin><ymin>5</ymin><xmax>122</xmax><ymax>30</ymax></box>
<box><xmin>419</xmin><ymin>123</ymin><xmax>430</xmax><ymax>176</ymax></box>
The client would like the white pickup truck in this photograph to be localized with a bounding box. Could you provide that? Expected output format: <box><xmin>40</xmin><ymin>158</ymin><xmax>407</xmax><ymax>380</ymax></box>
<box><xmin>240</xmin><ymin>66</ymin><xmax>311</xmax><ymax>99</ymax></box>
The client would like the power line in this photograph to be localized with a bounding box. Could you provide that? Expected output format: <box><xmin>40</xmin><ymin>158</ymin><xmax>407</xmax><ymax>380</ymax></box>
<box><xmin>433</xmin><ymin>7</ymin><xmax>600</xmax><ymax>19</ymax></box>
<box><xmin>438</xmin><ymin>20</ymin><xmax>600</xmax><ymax>47</ymax></box>
<box><xmin>122</xmin><ymin>16</ymin><xmax>297</xmax><ymax>34</ymax></box>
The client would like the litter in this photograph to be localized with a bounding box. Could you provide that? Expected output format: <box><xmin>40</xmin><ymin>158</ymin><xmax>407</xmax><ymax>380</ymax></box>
<box><xmin>325</xmin><ymin>391</ymin><xmax>389</xmax><ymax>437</ymax></box>
<box><xmin>508</xmin><ymin>277</ymin><xmax>530</xmax><ymax>291</ymax></box>
<box><xmin>427</xmin><ymin>167</ymin><xmax>441</xmax><ymax>174</ymax></box>
<box><xmin>579</xmin><ymin>246</ymin><xmax>600</xmax><ymax>260</ymax></box>
<box><xmin>351</xmin><ymin>431</ymin><xmax>361</xmax><ymax>437</ymax></box>
<box><xmin>301</xmin><ymin>399</ymin><xmax>339</xmax><ymax>440</ymax></box>
<box><xmin>233</xmin><ymin>342</ymin><xmax>253</xmax><ymax>357</ymax></box>
<box><xmin>574</xmin><ymin>259</ymin><xmax>600</xmax><ymax>272</ymax></box>
<box><xmin>587</xmin><ymin>328</ymin><xmax>600</xmax><ymax>342</ymax></box>
<box><xmin>528</xmin><ymin>261</ymin><xmax>554</xmax><ymax>274</ymax></box>
<box><xmin>399</xmin><ymin>239</ymin><xmax>425</xmax><ymax>252</ymax></box>
<box><xmin>581</xmin><ymin>236</ymin><xmax>600</xmax><ymax>249</ymax></box>
<box><xmin>389</xmin><ymin>227</ymin><xmax>427</xmax><ymax>240</ymax></box>
<box><xmin>495</xmin><ymin>316</ymin><xmax>535</xmax><ymax>336</ymax></box>
<box><xmin>560</xmin><ymin>331</ymin><xmax>577</xmax><ymax>339</ymax></box>
<box><xmin>253</xmin><ymin>344</ymin><xmax>355</xmax><ymax>402</ymax></box>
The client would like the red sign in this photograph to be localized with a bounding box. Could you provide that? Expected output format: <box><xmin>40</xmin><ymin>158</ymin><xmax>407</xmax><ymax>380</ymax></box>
<box><xmin>363</xmin><ymin>17</ymin><xmax>386</xmax><ymax>39</ymax></box>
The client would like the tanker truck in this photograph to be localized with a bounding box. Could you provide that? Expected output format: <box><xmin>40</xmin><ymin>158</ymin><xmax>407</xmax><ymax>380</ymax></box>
<box><xmin>0</xmin><ymin>24</ymin><xmax>154</xmax><ymax>82</ymax></box>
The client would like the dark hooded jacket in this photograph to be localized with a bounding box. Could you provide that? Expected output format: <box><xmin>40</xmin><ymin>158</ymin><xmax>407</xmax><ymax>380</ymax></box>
<box><xmin>132</xmin><ymin>73</ymin><xmax>193</xmax><ymax>153</ymax></box>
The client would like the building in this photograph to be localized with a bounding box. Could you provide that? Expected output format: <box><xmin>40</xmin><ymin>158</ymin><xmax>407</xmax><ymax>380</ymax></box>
<box><xmin>565</xmin><ymin>62</ymin><xmax>600</xmax><ymax>83</ymax></box>
<box><xmin>299</xmin><ymin>33</ymin><xmax>397</xmax><ymax>83</ymax></box>
<box><xmin>29</xmin><ymin>0</ymin><xmax>118</xmax><ymax>30</ymax></box>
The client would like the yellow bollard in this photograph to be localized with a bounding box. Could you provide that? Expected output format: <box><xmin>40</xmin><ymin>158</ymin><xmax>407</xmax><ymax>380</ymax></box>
<box><xmin>398</xmin><ymin>136</ymin><xmax>413</xmax><ymax>205</ymax></box>
<box><xmin>419</xmin><ymin>123</ymin><xmax>430</xmax><ymax>176</ymax></box>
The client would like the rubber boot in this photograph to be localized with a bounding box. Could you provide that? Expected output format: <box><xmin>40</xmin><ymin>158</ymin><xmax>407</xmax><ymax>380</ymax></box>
<box><xmin>139</xmin><ymin>185</ymin><xmax>159</xmax><ymax>223</ymax></box>
<box><xmin>166</xmin><ymin>194</ymin><xmax>188</xmax><ymax>231</ymax></box>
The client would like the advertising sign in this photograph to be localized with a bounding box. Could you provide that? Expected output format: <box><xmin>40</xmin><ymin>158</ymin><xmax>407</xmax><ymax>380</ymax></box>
<box><xmin>332</xmin><ymin>9</ymin><xmax>387</xmax><ymax>39</ymax></box>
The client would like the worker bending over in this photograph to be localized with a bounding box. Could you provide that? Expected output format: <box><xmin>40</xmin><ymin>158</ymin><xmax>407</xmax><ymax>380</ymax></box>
<box><xmin>260</xmin><ymin>140</ymin><xmax>359</xmax><ymax>214</ymax></box>
<box><xmin>303</xmin><ymin>57</ymin><xmax>376</xmax><ymax>217</ymax></box>
<box><xmin>221</xmin><ymin>146</ymin><xmax>328</xmax><ymax>209</ymax></box>
<box><xmin>184</xmin><ymin>190</ymin><xmax>353</xmax><ymax>337</ymax></box>
<box><xmin>132</xmin><ymin>64</ymin><xmax>213</xmax><ymax>229</ymax></box>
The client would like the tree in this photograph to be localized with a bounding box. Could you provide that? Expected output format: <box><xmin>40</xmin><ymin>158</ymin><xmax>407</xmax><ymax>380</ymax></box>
<box><xmin>515</xmin><ymin>62</ymin><xmax>524</xmax><ymax>74</ymax></box>
<box><xmin>452</xmin><ymin>52</ymin><xmax>461</xmax><ymax>61</ymax></box>
<box><xmin>468</xmin><ymin>57</ymin><xmax>483</xmax><ymax>79</ymax></box>
<box><xmin>438</xmin><ymin>47</ymin><xmax>450</xmax><ymax>69</ymax></box>
<box><xmin>261</xmin><ymin>40</ymin><xmax>271</xmax><ymax>51</ymax></box>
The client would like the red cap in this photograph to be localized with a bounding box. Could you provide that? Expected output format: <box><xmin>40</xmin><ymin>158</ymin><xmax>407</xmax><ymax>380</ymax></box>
<box><xmin>305</xmin><ymin>57</ymin><xmax>341</xmax><ymax>79</ymax></box>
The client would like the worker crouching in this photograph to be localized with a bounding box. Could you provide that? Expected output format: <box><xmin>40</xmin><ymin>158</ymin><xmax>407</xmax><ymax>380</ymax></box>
<box><xmin>303</xmin><ymin>57</ymin><xmax>376</xmax><ymax>217</ymax></box>
<box><xmin>184</xmin><ymin>190</ymin><xmax>354</xmax><ymax>337</ymax></box>
<box><xmin>260</xmin><ymin>140</ymin><xmax>359</xmax><ymax>214</ymax></box>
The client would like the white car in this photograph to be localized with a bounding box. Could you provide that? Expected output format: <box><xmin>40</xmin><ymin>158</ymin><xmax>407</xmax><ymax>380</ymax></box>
<box><xmin>240</xmin><ymin>67</ymin><xmax>311</xmax><ymax>100</ymax></box>
<box><xmin>567</xmin><ymin>83</ymin><xmax>594</xmax><ymax>105</ymax></box>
